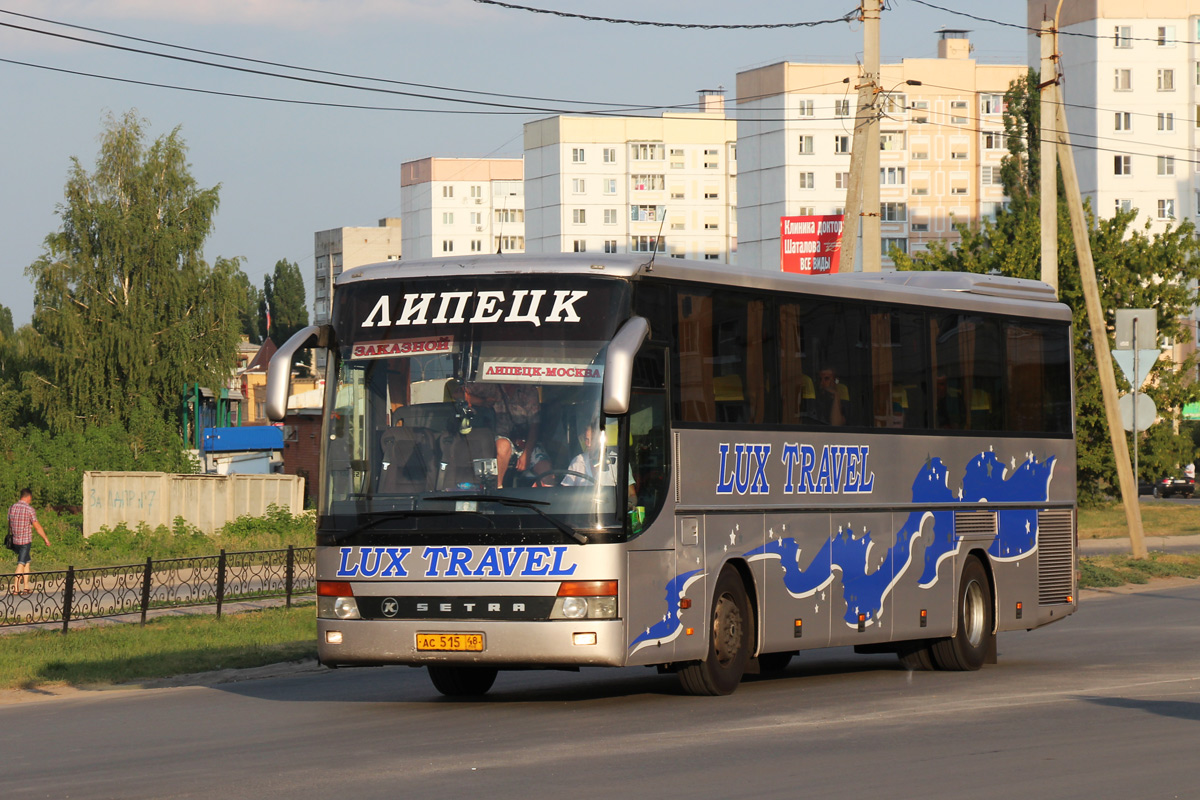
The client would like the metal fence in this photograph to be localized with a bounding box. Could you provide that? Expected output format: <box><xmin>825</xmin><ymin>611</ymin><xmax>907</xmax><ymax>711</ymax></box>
<box><xmin>0</xmin><ymin>547</ymin><xmax>315</xmax><ymax>632</ymax></box>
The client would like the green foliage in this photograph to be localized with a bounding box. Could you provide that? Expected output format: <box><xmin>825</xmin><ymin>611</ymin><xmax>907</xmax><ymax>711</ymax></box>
<box><xmin>263</xmin><ymin>258</ymin><xmax>308</xmax><ymax>345</ymax></box>
<box><xmin>222</xmin><ymin>257</ymin><xmax>265</xmax><ymax>345</ymax></box>
<box><xmin>23</xmin><ymin>110</ymin><xmax>242</xmax><ymax>433</ymax></box>
<box><xmin>23</xmin><ymin>506</ymin><xmax>315</xmax><ymax>571</ymax></box>
<box><xmin>1079</xmin><ymin>552</ymin><xmax>1200</xmax><ymax>588</ymax></box>
<box><xmin>893</xmin><ymin>69</ymin><xmax>1200</xmax><ymax>505</ymax></box>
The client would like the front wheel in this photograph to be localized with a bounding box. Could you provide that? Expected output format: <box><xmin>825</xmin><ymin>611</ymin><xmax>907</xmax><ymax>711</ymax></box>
<box><xmin>931</xmin><ymin>555</ymin><xmax>993</xmax><ymax>671</ymax></box>
<box><xmin>428</xmin><ymin>665</ymin><xmax>499</xmax><ymax>697</ymax></box>
<box><xmin>679</xmin><ymin>566</ymin><xmax>752</xmax><ymax>696</ymax></box>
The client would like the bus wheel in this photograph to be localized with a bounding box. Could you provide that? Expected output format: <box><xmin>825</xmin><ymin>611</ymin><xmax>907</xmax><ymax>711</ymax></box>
<box><xmin>428</xmin><ymin>665</ymin><xmax>499</xmax><ymax>697</ymax></box>
<box><xmin>931</xmin><ymin>555</ymin><xmax>993</xmax><ymax>671</ymax></box>
<box><xmin>896</xmin><ymin>640</ymin><xmax>935</xmax><ymax>671</ymax></box>
<box><xmin>679</xmin><ymin>567</ymin><xmax>752</xmax><ymax>696</ymax></box>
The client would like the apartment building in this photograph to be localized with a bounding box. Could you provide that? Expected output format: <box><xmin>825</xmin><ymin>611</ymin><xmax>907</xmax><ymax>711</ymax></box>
<box><xmin>1030</xmin><ymin>1</ymin><xmax>1197</xmax><ymax>230</ymax></box>
<box><xmin>313</xmin><ymin>219</ymin><xmax>402</xmax><ymax>326</ymax></box>
<box><xmin>736</xmin><ymin>32</ymin><xmax>1026</xmax><ymax>271</ymax></box>
<box><xmin>523</xmin><ymin>92</ymin><xmax>738</xmax><ymax>263</ymax></box>
<box><xmin>399</xmin><ymin>157</ymin><xmax>525</xmax><ymax>260</ymax></box>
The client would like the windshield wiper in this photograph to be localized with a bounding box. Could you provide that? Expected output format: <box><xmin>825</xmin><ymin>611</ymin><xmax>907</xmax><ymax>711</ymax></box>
<box><xmin>424</xmin><ymin>494</ymin><xmax>589</xmax><ymax>544</ymax></box>
<box><xmin>330</xmin><ymin>509</ymin><xmax>459</xmax><ymax>543</ymax></box>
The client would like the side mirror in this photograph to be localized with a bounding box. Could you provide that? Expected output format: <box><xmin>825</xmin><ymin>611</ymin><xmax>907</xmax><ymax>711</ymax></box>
<box><xmin>602</xmin><ymin>316</ymin><xmax>650</xmax><ymax>416</ymax></box>
<box><xmin>266</xmin><ymin>325</ymin><xmax>332</xmax><ymax>422</ymax></box>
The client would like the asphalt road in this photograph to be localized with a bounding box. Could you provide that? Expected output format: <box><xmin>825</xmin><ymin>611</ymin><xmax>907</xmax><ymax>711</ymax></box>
<box><xmin>3</xmin><ymin>582</ymin><xmax>1199</xmax><ymax>800</ymax></box>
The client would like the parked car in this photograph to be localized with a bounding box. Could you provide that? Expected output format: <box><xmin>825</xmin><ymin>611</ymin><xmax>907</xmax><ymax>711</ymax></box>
<box><xmin>1155</xmin><ymin>475</ymin><xmax>1195</xmax><ymax>498</ymax></box>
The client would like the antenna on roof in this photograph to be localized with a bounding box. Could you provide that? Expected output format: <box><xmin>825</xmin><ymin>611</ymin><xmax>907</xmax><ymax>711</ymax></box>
<box><xmin>644</xmin><ymin>206</ymin><xmax>667</xmax><ymax>273</ymax></box>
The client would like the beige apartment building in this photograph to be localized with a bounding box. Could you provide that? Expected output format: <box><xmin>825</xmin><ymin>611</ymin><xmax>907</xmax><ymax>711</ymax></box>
<box><xmin>313</xmin><ymin>219</ymin><xmax>402</xmax><ymax>326</ymax></box>
<box><xmin>399</xmin><ymin>157</ymin><xmax>525</xmax><ymax>260</ymax></box>
<box><xmin>523</xmin><ymin>92</ymin><xmax>738</xmax><ymax>262</ymax></box>
<box><xmin>736</xmin><ymin>31</ymin><xmax>1026</xmax><ymax>271</ymax></box>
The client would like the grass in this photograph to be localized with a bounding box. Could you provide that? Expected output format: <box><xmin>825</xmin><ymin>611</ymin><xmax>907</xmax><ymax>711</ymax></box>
<box><xmin>1079</xmin><ymin>551</ymin><xmax>1200</xmax><ymax>588</ymax></box>
<box><xmin>1078</xmin><ymin>502</ymin><xmax>1200</xmax><ymax>539</ymax></box>
<box><xmin>0</xmin><ymin>604</ymin><xmax>317</xmax><ymax>691</ymax></box>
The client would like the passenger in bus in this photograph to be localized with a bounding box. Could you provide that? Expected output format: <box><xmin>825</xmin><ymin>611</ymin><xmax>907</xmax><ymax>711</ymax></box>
<box><xmin>814</xmin><ymin>367</ymin><xmax>850</xmax><ymax>426</ymax></box>
<box><xmin>561</xmin><ymin>419</ymin><xmax>637</xmax><ymax>507</ymax></box>
<box><xmin>465</xmin><ymin>382</ymin><xmax>551</xmax><ymax>487</ymax></box>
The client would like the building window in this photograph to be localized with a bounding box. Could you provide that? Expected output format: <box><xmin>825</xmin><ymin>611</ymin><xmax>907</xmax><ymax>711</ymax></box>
<box><xmin>981</xmin><ymin>165</ymin><xmax>999</xmax><ymax>185</ymax></box>
<box><xmin>670</xmin><ymin>188</ymin><xmax>685</xmax><ymax>200</ymax></box>
<box><xmin>631</xmin><ymin>235</ymin><xmax>664</xmax><ymax>253</ymax></box>
<box><xmin>796</xmin><ymin>206</ymin><xmax>815</xmax><ymax>216</ymax></box>
<box><xmin>1158</xmin><ymin>25</ymin><xmax>1176</xmax><ymax>46</ymax></box>
<box><xmin>470</xmin><ymin>185</ymin><xmax>482</xmax><ymax>198</ymax></box>
<box><xmin>1158</xmin><ymin>69</ymin><xmax>1174</xmax><ymax>91</ymax></box>
<box><xmin>604</xmin><ymin>178</ymin><xmax>617</xmax><ymax>194</ymax></box>
<box><xmin>1114</xmin><ymin>25</ymin><xmax>1132</xmax><ymax>48</ymax></box>
<box><xmin>950</xmin><ymin>184</ymin><xmax>968</xmax><ymax>195</ymax></box>
<box><xmin>573</xmin><ymin>240</ymin><xmax>587</xmax><ymax>253</ymax></box>
<box><xmin>631</xmin><ymin>205</ymin><xmax>664</xmax><ymax>222</ymax></box>
<box><xmin>950</xmin><ymin>101</ymin><xmax>968</xmax><ymax>124</ymax></box>
<box><xmin>471</xmin><ymin>239</ymin><xmax>482</xmax><ymax>252</ymax></box>
<box><xmin>882</xmin><ymin>93</ymin><xmax>906</xmax><ymax>115</ymax></box>
<box><xmin>443</xmin><ymin>186</ymin><xmax>453</xmax><ymax>198</ymax></box>
<box><xmin>704</xmin><ymin>190</ymin><xmax>720</xmax><ymax>199</ymax></box>
<box><xmin>1158</xmin><ymin>112</ymin><xmax>1175</xmax><ymax>131</ymax></box>
<box><xmin>835</xmin><ymin>172</ymin><xmax>851</xmax><ymax>189</ymax></box>
<box><xmin>572</xmin><ymin>178</ymin><xmax>586</xmax><ymax>193</ymax></box>
<box><xmin>572</xmin><ymin>148</ymin><xmax>586</xmax><ymax>163</ymax></box>
<box><xmin>469</xmin><ymin>211</ymin><xmax>481</xmax><ymax>225</ymax></box>
<box><xmin>704</xmin><ymin>148</ymin><xmax>720</xmax><ymax>168</ymax></box>
<box><xmin>631</xmin><ymin>174</ymin><xmax>665</xmax><ymax>191</ymax></box>
<box><xmin>603</xmin><ymin>208</ymin><xmax>617</xmax><ymax>225</ymax></box>
<box><xmin>1115</xmin><ymin>111</ymin><xmax>1132</xmax><ymax>131</ymax></box>
<box><xmin>670</xmin><ymin>148</ymin><xmax>685</xmax><ymax>169</ymax></box>
<box><xmin>442</xmin><ymin>212</ymin><xmax>454</xmax><ymax>225</ymax></box>
<box><xmin>704</xmin><ymin>253</ymin><xmax>721</xmax><ymax>261</ymax></box>
<box><xmin>835</xmin><ymin>99</ymin><xmax>851</xmax><ymax>117</ymax></box>
<box><xmin>799</xmin><ymin>172</ymin><xmax>815</xmax><ymax>190</ymax></box>
<box><xmin>881</xmin><ymin>238</ymin><xmax>908</xmax><ymax>255</ymax></box>
<box><xmin>603</xmin><ymin>240</ymin><xmax>617</xmax><ymax>253</ymax></box>
<box><xmin>797</xmin><ymin>99</ymin><xmax>814</xmax><ymax>116</ymax></box>
<box><xmin>1158</xmin><ymin>198</ymin><xmax>1175</xmax><ymax>219</ymax></box>
<box><xmin>1115</xmin><ymin>198</ymin><xmax>1133</xmax><ymax>214</ymax></box>
<box><xmin>1115</xmin><ymin>155</ymin><xmax>1132</xmax><ymax>175</ymax></box>
<box><xmin>981</xmin><ymin>94</ymin><xmax>1005</xmax><ymax>115</ymax></box>
<box><xmin>911</xmin><ymin>184</ymin><xmax>929</xmax><ymax>196</ymax></box>
<box><xmin>880</xmin><ymin>166</ymin><xmax>906</xmax><ymax>185</ymax></box>
<box><xmin>833</xmin><ymin>135</ymin><xmax>851</xmax><ymax>154</ymax></box>
<box><xmin>572</xmin><ymin>209</ymin><xmax>586</xmax><ymax>224</ymax></box>
<box><xmin>910</xmin><ymin>220</ymin><xmax>930</xmax><ymax>233</ymax></box>
<box><xmin>880</xmin><ymin>131</ymin><xmax>905</xmax><ymax>151</ymax></box>
<box><xmin>442</xmin><ymin>240</ymin><xmax>453</xmax><ymax>252</ymax></box>
<box><xmin>495</xmin><ymin>235</ymin><xmax>524</xmax><ymax>251</ymax></box>
<box><xmin>798</xmin><ymin>135</ymin><xmax>815</xmax><ymax>155</ymax></box>
<box><xmin>911</xmin><ymin>100</ymin><xmax>929</xmax><ymax>124</ymax></box>
<box><xmin>983</xmin><ymin>131</ymin><xmax>1006</xmax><ymax>150</ymax></box>
<box><xmin>911</xmin><ymin>150</ymin><xmax>929</xmax><ymax>160</ymax></box>
<box><xmin>631</xmin><ymin>143</ymin><xmax>665</xmax><ymax>161</ymax></box>
<box><xmin>1115</xmin><ymin>69</ymin><xmax>1132</xmax><ymax>91</ymax></box>
<box><xmin>1158</xmin><ymin>156</ymin><xmax>1176</xmax><ymax>176</ymax></box>
<box><xmin>881</xmin><ymin>202</ymin><xmax>907</xmax><ymax>222</ymax></box>
<box><xmin>704</xmin><ymin>220</ymin><xmax>719</xmax><ymax>230</ymax></box>
<box><xmin>603</xmin><ymin>147</ymin><xmax>616</xmax><ymax>163</ymax></box>
<box><xmin>951</xmin><ymin>149</ymin><xmax>968</xmax><ymax>160</ymax></box>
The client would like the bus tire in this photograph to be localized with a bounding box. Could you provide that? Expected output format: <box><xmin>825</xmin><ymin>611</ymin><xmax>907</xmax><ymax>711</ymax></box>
<box><xmin>679</xmin><ymin>567</ymin><xmax>752</xmax><ymax>696</ymax></box>
<box><xmin>931</xmin><ymin>555</ymin><xmax>993</xmax><ymax>671</ymax></box>
<box><xmin>896</xmin><ymin>640</ymin><xmax>936</xmax><ymax>670</ymax></box>
<box><xmin>428</xmin><ymin>665</ymin><xmax>499</xmax><ymax>697</ymax></box>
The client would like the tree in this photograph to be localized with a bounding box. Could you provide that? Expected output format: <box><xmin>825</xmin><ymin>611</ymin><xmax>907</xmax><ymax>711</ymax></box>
<box><xmin>893</xmin><ymin>69</ymin><xmax>1200</xmax><ymax>504</ymax></box>
<box><xmin>225</xmin><ymin>258</ymin><xmax>265</xmax><ymax>344</ymax></box>
<box><xmin>24</xmin><ymin>111</ymin><xmax>243</xmax><ymax>433</ymax></box>
<box><xmin>262</xmin><ymin>258</ymin><xmax>308</xmax><ymax>344</ymax></box>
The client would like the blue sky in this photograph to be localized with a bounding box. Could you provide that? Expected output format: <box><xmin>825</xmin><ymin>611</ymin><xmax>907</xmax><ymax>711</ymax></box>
<box><xmin>0</xmin><ymin>1</ymin><xmax>1029</xmax><ymax>327</ymax></box>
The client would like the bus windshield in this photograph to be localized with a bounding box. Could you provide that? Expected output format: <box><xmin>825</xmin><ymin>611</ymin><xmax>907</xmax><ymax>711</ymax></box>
<box><xmin>323</xmin><ymin>275</ymin><xmax>634</xmax><ymax>538</ymax></box>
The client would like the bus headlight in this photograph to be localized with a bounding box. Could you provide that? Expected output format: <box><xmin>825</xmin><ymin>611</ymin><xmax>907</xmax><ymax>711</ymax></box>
<box><xmin>562</xmin><ymin>597</ymin><xmax>588</xmax><ymax>619</ymax></box>
<box><xmin>318</xmin><ymin>596</ymin><xmax>361</xmax><ymax>620</ymax></box>
<box><xmin>550</xmin><ymin>580</ymin><xmax>618</xmax><ymax>619</ymax></box>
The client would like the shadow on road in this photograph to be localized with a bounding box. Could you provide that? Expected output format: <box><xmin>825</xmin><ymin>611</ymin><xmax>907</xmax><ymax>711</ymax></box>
<box><xmin>1081</xmin><ymin>695</ymin><xmax>1200</xmax><ymax>722</ymax></box>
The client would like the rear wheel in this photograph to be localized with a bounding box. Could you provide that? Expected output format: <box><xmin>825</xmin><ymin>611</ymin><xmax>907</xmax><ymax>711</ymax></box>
<box><xmin>896</xmin><ymin>640</ymin><xmax>935</xmax><ymax>671</ymax></box>
<box><xmin>931</xmin><ymin>555</ymin><xmax>993</xmax><ymax>671</ymax></box>
<box><xmin>679</xmin><ymin>567</ymin><xmax>752</xmax><ymax>696</ymax></box>
<box><xmin>428</xmin><ymin>665</ymin><xmax>499</xmax><ymax>697</ymax></box>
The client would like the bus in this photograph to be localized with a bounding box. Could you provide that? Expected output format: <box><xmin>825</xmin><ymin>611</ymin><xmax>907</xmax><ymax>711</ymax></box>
<box><xmin>267</xmin><ymin>253</ymin><xmax>1076</xmax><ymax>696</ymax></box>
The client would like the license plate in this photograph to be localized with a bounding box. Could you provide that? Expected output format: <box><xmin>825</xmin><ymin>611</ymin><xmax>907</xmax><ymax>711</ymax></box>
<box><xmin>416</xmin><ymin>632</ymin><xmax>485</xmax><ymax>652</ymax></box>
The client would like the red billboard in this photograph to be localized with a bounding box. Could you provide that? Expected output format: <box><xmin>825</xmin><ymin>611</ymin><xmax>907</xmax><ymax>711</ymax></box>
<box><xmin>780</xmin><ymin>214</ymin><xmax>843</xmax><ymax>274</ymax></box>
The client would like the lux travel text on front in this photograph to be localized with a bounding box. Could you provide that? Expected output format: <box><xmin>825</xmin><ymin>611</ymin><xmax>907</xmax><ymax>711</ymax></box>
<box><xmin>336</xmin><ymin>545</ymin><xmax>579</xmax><ymax>579</ymax></box>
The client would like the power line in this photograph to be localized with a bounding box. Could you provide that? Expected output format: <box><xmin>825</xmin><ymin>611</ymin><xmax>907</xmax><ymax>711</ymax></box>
<box><xmin>471</xmin><ymin>0</ymin><xmax>859</xmax><ymax>30</ymax></box>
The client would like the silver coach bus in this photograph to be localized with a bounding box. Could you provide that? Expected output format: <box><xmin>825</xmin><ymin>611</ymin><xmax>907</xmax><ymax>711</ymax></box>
<box><xmin>267</xmin><ymin>253</ymin><xmax>1076</xmax><ymax>696</ymax></box>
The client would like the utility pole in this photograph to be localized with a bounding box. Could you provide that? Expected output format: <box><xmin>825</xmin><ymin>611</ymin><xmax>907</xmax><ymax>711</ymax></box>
<box><xmin>1039</xmin><ymin>19</ymin><xmax>1058</xmax><ymax>294</ymax></box>
<box><xmin>841</xmin><ymin>0</ymin><xmax>881</xmax><ymax>273</ymax></box>
<box><xmin>1051</xmin><ymin>81</ymin><xmax>1148</xmax><ymax>559</ymax></box>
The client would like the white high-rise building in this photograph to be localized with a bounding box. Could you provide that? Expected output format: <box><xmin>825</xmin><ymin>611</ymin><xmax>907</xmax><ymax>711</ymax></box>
<box><xmin>523</xmin><ymin>92</ymin><xmax>738</xmax><ymax>263</ymax></box>
<box><xmin>400</xmin><ymin>157</ymin><xmax>525</xmax><ymax>260</ymax></box>
<box><xmin>736</xmin><ymin>32</ymin><xmax>1026</xmax><ymax>271</ymax></box>
<box><xmin>313</xmin><ymin>219</ymin><xmax>402</xmax><ymax>326</ymax></box>
<box><xmin>1030</xmin><ymin>1</ymin><xmax>1196</xmax><ymax>230</ymax></box>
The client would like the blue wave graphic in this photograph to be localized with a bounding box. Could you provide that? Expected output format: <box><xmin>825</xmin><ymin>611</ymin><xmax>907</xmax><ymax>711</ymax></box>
<box><xmin>629</xmin><ymin>568</ymin><xmax>703</xmax><ymax>650</ymax></box>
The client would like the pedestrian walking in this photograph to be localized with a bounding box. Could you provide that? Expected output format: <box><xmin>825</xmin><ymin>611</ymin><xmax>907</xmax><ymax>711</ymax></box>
<box><xmin>8</xmin><ymin>488</ymin><xmax>50</xmax><ymax>594</ymax></box>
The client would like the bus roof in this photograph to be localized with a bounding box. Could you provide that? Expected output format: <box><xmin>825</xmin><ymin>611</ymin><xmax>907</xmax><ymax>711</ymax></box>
<box><xmin>337</xmin><ymin>253</ymin><xmax>1071</xmax><ymax>321</ymax></box>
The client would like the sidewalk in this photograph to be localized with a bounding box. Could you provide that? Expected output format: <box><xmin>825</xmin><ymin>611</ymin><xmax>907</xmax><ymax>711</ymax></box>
<box><xmin>1079</xmin><ymin>533</ymin><xmax>1200</xmax><ymax>556</ymax></box>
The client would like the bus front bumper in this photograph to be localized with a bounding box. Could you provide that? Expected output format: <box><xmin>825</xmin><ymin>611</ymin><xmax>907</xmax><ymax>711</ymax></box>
<box><xmin>317</xmin><ymin>618</ymin><xmax>629</xmax><ymax>668</ymax></box>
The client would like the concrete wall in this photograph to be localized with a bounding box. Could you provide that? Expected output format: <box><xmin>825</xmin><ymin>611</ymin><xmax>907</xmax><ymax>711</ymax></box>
<box><xmin>82</xmin><ymin>471</ymin><xmax>305</xmax><ymax>537</ymax></box>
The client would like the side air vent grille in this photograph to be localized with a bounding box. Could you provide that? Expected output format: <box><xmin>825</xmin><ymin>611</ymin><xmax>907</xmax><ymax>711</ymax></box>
<box><xmin>954</xmin><ymin>511</ymin><xmax>997</xmax><ymax>541</ymax></box>
<box><xmin>1038</xmin><ymin>510</ymin><xmax>1075</xmax><ymax>605</ymax></box>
